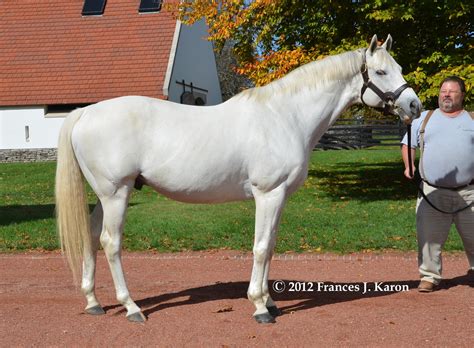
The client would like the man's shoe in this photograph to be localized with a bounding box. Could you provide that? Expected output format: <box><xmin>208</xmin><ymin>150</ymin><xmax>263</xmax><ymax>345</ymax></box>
<box><xmin>418</xmin><ymin>280</ymin><xmax>435</xmax><ymax>292</ymax></box>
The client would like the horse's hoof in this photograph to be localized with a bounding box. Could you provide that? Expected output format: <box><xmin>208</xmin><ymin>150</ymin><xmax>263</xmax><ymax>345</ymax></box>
<box><xmin>254</xmin><ymin>312</ymin><xmax>276</xmax><ymax>324</ymax></box>
<box><xmin>266</xmin><ymin>305</ymin><xmax>282</xmax><ymax>317</ymax></box>
<box><xmin>85</xmin><ymin>305</ymin><xmax>105</xmax><ymax>315</ymax></box>
<box><xmin>127</xmin><ymin>311</ymin><xmax>146</xmax><ymax>323</ymax></box>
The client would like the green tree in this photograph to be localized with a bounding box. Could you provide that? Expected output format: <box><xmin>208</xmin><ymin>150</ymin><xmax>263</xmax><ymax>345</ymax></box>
<box><xmin>174</xmin><ymin>0</ymin><xmax>473</xmax><ymax>108</ymax></box>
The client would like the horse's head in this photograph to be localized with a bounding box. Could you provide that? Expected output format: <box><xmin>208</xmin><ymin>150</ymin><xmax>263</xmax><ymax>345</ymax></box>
<box><xmin>360</xmin><ymin>34</ymin><xmax>422</xmax><ymax>124</ymax></box>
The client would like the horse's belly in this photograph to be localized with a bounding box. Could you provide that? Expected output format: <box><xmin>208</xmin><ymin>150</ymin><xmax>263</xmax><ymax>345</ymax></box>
<box><xmin>141</xmin><ymin>146</ymin><xmax>253</xmax><ymax>203</ymax></box>
<box><xmin>147</xmin><ymin>180</ymin><xmax>253</xmax><ymax>204</ymax></box>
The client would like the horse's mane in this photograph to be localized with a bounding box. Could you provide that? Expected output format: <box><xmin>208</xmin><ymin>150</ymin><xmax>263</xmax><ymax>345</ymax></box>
<box><xmin>233</xmin><ymin>49</ymin><xmax>365</xmax><ymax>102</ymax></box>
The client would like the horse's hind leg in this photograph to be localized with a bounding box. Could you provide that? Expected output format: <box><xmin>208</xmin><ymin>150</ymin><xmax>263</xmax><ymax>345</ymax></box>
<box><xmin>99</xmin><ymin>183</ymin><xmax>145</xmax><ymax>322</ymax></box>
<box><xmin>82</xmin><ymin>201</ymin><xmax>105</xmax><ymax>315</ymax></box>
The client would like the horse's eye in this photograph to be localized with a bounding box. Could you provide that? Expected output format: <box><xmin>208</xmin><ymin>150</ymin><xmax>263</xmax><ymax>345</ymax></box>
<box><xmin>376</xmin><ymin>70</ymin><xmax>387</xmax><ymax>76</ymax></box>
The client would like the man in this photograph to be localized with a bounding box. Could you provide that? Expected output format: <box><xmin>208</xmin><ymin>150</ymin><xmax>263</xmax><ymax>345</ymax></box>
<box><xmin>401</xmin><ymin>76</ymin><xmax>474</xmax><ymax>292</ymax></box>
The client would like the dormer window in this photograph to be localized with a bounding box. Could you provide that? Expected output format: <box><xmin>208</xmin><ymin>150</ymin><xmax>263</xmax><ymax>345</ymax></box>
<box><xmin>82</xmin><ymin>0</ymin><xmax>107</xmax><ymax>16</ymax></box>
<box><xmin>139</xmin><ymin>0</ymin><xmax>162</xmax><ymax>13</ymax></box>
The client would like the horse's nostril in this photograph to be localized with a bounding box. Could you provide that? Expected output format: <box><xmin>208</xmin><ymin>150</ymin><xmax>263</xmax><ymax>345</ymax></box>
<box><xmin>410</xmin><ymin>100</ymin><xmax>420</xmax><ymax>116</ymax></box>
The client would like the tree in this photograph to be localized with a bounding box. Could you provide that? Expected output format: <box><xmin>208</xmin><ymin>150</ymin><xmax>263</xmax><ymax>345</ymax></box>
<box><xmin>172</xmin><ymin>0</ymin><xmax>473</xmax><ymax>108</ymax></box>
<box><xmin>215</xmin><ymin>41</ymin><xmax>254</xmax><ymax>101</ymax></box>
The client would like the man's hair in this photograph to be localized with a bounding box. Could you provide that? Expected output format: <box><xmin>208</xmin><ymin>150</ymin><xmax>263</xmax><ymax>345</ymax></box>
<box><xmin>441</xmin><ymin>76</ymin><xmax>466</xmax><ymax>94</ymax></box>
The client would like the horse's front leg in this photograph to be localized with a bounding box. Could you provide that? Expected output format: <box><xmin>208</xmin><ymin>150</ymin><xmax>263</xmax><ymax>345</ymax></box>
<box><xmin>248</xmin><ymin>184</ymin><xmax>286</xmax><ymax>323</ymax></box>
<box><xmin>82</xmin><ymin>201</ymin><xmax>105</xmax><ymax>315</ymax></box>
<box><xmin>262</xmin><ymin>238</ymin><xmax>282</xmax><ymax>318</ymax></box>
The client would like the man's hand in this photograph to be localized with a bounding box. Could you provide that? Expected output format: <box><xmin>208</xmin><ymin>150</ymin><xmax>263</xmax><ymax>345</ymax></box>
<box><xmin>404</xmin><ymin>166</ymin><xmax>416</xmax><ymax>180</ymax></box>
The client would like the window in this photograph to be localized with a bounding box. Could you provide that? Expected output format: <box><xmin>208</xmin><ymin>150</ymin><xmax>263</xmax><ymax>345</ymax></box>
<box><xmin>82</xmin><ymin>0</ymin><xmax>107</xmax><ymax>16</ymax></box>
<box><xmin>45</xmin><ymin>104</ymin><xmax>89</xmax><ymax>118</ymax></box>
<box><xmin>25</xmin><ymin>126</ymin><xmax>30</xmax><ymax>142</ymax></box>
<box><xmin>139</xmin><ymin>0</ymin><xmax>162</xmax><ymax>13</ymax></box>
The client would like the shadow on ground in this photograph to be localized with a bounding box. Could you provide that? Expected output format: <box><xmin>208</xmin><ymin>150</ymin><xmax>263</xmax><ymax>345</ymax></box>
<box><xmin>308</xmin><ymin>161</ymin><xmax>418</xmax><ymax>201</ymax></box>
<box><xmin>104</xmin><ymin>273</ymin><xmax>473</xmax><ymax>319</ymax></box>
<box><xmin>0</xmin><ymin>204</ymin><xmax>57</xmax><ymax>225</ymax></box>
<box><xmin>0</xmin><ymin>203</ymin><xmax>141</xmax><ymax>225</ymax></box>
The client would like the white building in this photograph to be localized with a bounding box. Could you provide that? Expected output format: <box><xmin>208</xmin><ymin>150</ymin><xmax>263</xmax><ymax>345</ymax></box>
<box><xmin>0</xmin><ymin>0</ymin><xmax>221</xmax><ymax>151</ymax></box>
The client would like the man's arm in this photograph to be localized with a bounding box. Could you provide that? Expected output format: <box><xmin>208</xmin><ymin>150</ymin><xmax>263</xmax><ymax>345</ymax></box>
<box><xmin>401</xmin><ymin>144</ymin><xmax>416</xmax><ymax>179</ymax></box>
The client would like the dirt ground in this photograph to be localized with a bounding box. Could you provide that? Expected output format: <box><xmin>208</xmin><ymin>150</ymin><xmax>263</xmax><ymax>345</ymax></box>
<box><xmin>1</xmin><ymin>250</ymin><xmax>473</xmax><ymax>347</ymax></box>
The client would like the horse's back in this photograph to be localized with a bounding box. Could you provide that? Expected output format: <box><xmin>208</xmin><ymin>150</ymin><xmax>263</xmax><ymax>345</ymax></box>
<box><xmin>70</xmin><ymin>96</ymin><xmax>255</xmax><ymax>202</ymax></box>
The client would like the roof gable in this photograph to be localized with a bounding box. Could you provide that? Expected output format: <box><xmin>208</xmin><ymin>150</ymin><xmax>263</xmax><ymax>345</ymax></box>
<box><xmin>0</xmin><ymin>0</ymin><xmax>178</xmax><ymax>106</ymax></box>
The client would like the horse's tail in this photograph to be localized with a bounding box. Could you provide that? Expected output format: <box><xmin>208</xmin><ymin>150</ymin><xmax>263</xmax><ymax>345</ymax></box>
<box><xmin>55</xmin><ymin>108</ymin><xmax>91</xmax><ymax>283</ymax></box>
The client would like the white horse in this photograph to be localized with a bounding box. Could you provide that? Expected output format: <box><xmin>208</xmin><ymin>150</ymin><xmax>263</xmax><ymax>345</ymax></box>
<box><xmin>56</xmin><ymin>35</ymin><xmax>421</xmax><ymax>323</ymax></box>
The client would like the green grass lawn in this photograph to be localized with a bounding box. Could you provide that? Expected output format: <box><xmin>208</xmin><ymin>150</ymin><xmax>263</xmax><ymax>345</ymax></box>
<box><xmin>0</xmin><ymin>147</ymin><xmax>464</xmax><ymax>253</ymax></box>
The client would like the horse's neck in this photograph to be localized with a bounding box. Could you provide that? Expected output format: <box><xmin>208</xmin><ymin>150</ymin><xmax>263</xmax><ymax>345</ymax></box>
<box><xmin>266</xmin><ymin>76</ymin><xmax>361</xmax><ymax>150</ymax></box>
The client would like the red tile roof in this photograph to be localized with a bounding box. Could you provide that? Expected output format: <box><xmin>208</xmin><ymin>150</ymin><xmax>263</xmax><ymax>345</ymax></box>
<box><xmin>0</xmin><ymin>0</ymin><xmax>178</xmax><ymax>106</ymax></box>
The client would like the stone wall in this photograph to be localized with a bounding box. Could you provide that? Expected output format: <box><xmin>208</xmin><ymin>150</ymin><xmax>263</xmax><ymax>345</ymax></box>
<box><xmin>0</xmin><ymin>148</ymin><xmax>57</xmax><ymax>163</ymax></box>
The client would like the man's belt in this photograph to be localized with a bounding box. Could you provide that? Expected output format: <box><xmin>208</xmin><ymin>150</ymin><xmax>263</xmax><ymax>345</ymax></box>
<box><xmin>423</xmin><ymin>179</ymin><xmax>474</xmax><ymax>191</ymax></box>
<box><xmin>419</xmin><ymin>179</ymin><xmax>474</xmax><ymax>214</ymax></box>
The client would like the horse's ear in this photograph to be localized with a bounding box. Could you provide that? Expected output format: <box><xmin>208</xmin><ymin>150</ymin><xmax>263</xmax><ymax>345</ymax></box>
<box><xmin>382</xmin><ymin>34</ymin><xmax>393</xmax><ymax>52</ymax></box>
<box><xmin>368</xmin><ymin>35</ymin><xmax>378</xmax><ymax>55</ymax></box>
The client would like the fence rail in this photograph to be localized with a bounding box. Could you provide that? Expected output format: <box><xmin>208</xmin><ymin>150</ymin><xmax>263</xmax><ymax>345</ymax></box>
<box><xmin>316</xmin><ymin>118</ymin><xmax>407</xmax><ymax>150</ymax></box>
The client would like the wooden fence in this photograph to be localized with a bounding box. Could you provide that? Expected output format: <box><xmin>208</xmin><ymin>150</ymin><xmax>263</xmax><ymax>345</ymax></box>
<box><xmin>316</xmin><ymin>118</ymin><xmax>407</xmax><ymax>150</ymax></box>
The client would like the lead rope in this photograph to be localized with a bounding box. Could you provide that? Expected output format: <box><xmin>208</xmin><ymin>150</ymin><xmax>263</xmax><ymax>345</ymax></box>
<box><xmin>406</xmin><ymin>123</ymin><xmax>413</xmax><ymax>178</ymax></box>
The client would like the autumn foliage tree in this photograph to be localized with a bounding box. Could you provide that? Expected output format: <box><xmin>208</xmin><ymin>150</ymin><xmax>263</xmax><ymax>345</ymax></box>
<box><xmin>172</xmin><ymin>0</ymin><xmax>472</xmax><ymax>108</ymax></box>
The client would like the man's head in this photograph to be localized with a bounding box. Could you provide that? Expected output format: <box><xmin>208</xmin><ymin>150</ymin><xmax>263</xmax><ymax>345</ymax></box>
<box><xmin>438</xmin><ymin>76</ymin><xmax>465</xmax><ymax>113</ymax></box>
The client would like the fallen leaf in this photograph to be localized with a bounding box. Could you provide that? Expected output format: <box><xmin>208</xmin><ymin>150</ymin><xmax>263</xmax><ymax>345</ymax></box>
<box><xmin>214</xmin><ymin>305</ymin><xmax>233</xmax><ymax>313</ymax></box>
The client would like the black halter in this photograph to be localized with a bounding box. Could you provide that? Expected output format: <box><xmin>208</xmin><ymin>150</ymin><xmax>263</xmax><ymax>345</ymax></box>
<box><xmin>360</xmin><ymin>52</ymin><xmax>410</xmax><ymax>116</ymax></box>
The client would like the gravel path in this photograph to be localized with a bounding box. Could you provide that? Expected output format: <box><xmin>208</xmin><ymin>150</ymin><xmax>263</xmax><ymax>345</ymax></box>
<box><xmin>1</xmin><ymin>250</ymin><xmax>473</xmax><ymax>346</ymax></box>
